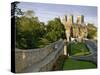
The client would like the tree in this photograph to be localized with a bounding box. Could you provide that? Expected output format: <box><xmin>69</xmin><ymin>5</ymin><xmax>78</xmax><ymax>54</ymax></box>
<box><xmin>16</xmin><ymin>10</ymin><xmax>47</xmax><ymax>49</ymax></box>
<box><xmin>15</xmin><ymin>10</ymin><xmax>66</xmax><ymax>49</ymax></box>
<box><xmin>44</xmin><ymin>18</ymin><xmax>65</xmax><ymax>42</ymax></box>
<box><xmin>87</xmin><ymin>23</ymin><xmax>97</xmax><ymax>39</ymax></box>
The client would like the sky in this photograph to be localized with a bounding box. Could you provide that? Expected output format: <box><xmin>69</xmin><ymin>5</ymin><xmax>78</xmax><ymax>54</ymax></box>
<box><xmin>17</xmin><ymin>2</ymin><xmax>97</xmax><ymax>26</ymax></box>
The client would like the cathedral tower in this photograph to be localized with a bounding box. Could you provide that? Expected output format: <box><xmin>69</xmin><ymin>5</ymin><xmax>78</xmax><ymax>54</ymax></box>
<box><xmin>67</xmin><ymin>15</ymin><xmax>73</xmax><ymax>24</ymax></box>
<box><xmin>76</xmin><ymin>15</ymin><xmax>84</xmax><ymax>24</ymax></box>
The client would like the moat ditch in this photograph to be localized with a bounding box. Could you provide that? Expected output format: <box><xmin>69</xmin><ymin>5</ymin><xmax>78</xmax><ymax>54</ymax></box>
<box><xmin>51</xmin><ymin>41</ymin><xmax>97</xmax><ymax>71</ymax></box>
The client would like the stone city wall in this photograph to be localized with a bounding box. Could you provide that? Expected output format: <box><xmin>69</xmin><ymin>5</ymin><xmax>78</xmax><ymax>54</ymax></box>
<box><xmin>15</xmin><ymin>39</ymin><xmax>64</xmax><ymax>73</ymax></box>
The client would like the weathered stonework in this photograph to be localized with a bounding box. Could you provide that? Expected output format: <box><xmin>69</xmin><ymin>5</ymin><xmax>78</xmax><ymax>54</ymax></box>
<box><xmin>15</xmin><ymin>39</ymin><xmax>64</xmax><ymax>73</ymax></box>
<box><xmin>61</xmin><ymin>15</ymin><xmax>88</xmax><ymax>42</ymax></box>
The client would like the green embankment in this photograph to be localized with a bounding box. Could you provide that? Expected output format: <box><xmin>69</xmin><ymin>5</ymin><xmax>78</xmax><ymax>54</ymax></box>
<box><xmin>68</xmin><ymin>42</ymin><xmax>90</xmax><ymax>56</ymax></box>
<box><xmin>63</xmin><ymin>58</ymin><xmax>97</xmax><ymax>70</ymax></box>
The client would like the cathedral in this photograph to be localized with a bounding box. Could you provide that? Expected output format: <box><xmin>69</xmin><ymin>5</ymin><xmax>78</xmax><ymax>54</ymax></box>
<box><xmin>61</xmin><ymin>15</ymin><xmax>88</xmax><ymax>42</ymax></box>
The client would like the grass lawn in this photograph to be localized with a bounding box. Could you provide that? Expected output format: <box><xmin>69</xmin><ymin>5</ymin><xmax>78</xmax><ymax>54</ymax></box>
<box><xmin>63</xmin><ymin>58</ymin><xmax>97</xmax><ymax>70</ymax></box>
<box><xmin>68</xmin><ymin>42</ymin><xmax>90</xmax><ymax>56</ymax></box>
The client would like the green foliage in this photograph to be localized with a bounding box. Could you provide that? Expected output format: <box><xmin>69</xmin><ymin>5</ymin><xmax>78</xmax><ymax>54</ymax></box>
<box><xmin>68</xmin><ymin>42</ymin><xmax>89</xmax><ymax>56</ymax></box>
<box><xmin>63</xmin><ymin>58</ymin><xmax>96</xmax><ymax>70</ymax></box>
<box><xmin>16</xmin><ymin>14</ymin><xmax>46</xmax><ymax>49</ymax></box>
<box><xmin>36</xmin><ymin>38</ymin><xmax>50</xmax><ymax>48</ymax></box>
<box><xmin>44</xmin><ymin>18</ymin><xmax>65</xmax><ymax>42</ymax></box>
<box><xmin>87</xmin><ymin>23</ymin><xmax>97</xmax><ymax>39</ymax></box>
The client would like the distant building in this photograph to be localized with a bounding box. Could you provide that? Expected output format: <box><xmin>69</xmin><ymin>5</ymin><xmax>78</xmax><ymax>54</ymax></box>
<box><xmin>61</xmin><ymin>15</ymin><xmax>88</xmax><ymax>42</ymax></box>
